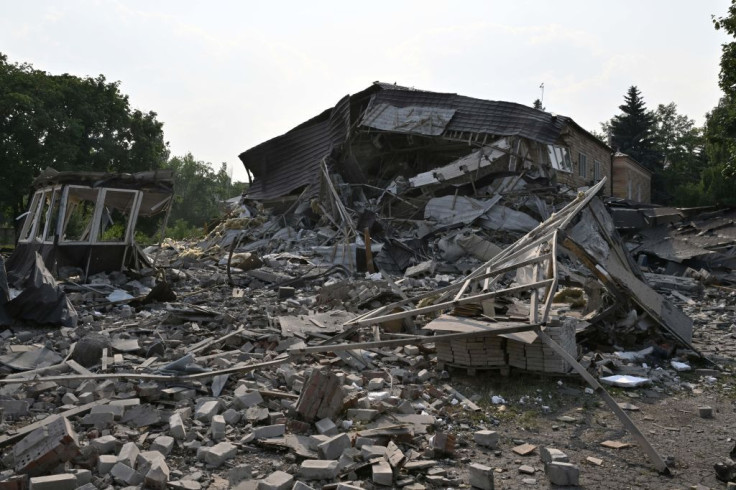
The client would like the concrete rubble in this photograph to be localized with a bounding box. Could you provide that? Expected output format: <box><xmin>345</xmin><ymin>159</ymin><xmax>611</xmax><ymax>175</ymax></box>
<box><xmin>2</xmin><ymin>98</ymin><xmax>736</xmax><ymax>488</ymax></box>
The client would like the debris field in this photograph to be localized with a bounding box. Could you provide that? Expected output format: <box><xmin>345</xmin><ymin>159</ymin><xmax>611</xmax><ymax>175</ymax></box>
<box><xmin>1</xmin><ymin>83</ymin><xmax>736</xmax><ymax>490</ymax></box>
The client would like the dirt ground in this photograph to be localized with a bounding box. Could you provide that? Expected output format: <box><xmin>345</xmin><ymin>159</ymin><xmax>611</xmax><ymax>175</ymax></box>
<box><xmin>416</xmin><ymin>311</ymin><xmax>736</xmax><ymax>490</ymax></box>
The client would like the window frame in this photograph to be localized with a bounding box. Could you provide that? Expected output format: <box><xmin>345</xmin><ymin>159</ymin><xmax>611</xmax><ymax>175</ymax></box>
<box><xmin>578</xmin><ymin>152</ymin><xmax>588</xmax><ymax>178</ymax></box>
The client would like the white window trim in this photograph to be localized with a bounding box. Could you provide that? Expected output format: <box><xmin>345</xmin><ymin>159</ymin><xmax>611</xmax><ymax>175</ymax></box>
<box><xmin>58</xmin><ymin>186</ymin><xmax>142</xmax><ymax>245</ymax></box>
<box><xmin>547</xmin><ymin>145</ymin><xmax>573</xmax><ymax>173</ymax></box>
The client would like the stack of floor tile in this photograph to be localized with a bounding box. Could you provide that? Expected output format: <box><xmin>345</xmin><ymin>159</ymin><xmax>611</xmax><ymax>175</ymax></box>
<box><xmin>436</xmin><ymin>334</ymin><xmax>506</xmax><ymax>368</ymax></box>
<box><xmin>505</xmin><ymin>323</ymin><xmax>576</xmax><ymax>373</ymax></box>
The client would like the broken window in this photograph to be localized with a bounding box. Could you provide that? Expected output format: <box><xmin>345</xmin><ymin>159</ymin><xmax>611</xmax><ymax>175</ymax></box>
<box><xmin>61</xmin><ymin>187</ymin><xmax>99</xmax><ymax>243</ymax></box>
<box><xmin>33</xmin><ymin>191</ymin><xmax>52</xmax><ymax>242</ymax></box>
<box><xmin>18</xmin><ymin>192</ymin><xmax>43</xmax><ymax>242</ymax></box>
<box><xmin>45</xmin><ymin>188</ymin><xmax>62</xmax><ymax>242</ymax></box>
<box><xmin>546</xmin><ymin>145</ymin><xmax>572</xmax><ymax>173</ymax></box>
<box><xmin>97</xmin><ymin>189</ymin><xmax>138</xmax><ymax>243</ymax></box>
<box><xmin>578</xmin><ymin>152</ymin><xmax>587</xmax><ymax>178</ymax></box>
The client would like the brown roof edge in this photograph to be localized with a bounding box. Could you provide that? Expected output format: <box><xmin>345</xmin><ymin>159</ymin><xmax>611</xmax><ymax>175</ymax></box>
<box><xmin>612</xmin><ymin>152</ymin><xmax>653</xmax><ymax>176</ymax></box>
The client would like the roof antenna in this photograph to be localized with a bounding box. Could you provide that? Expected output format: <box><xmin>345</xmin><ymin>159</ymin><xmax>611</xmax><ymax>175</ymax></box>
<box><xmin>539</xmin><ymin>83</ymin><xmax>544</xmax><ymax>105</ymax></box>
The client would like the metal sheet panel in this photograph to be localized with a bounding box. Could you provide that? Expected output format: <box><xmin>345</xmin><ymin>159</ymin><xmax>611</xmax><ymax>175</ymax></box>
<box><xmin>360</xmin><ymin>103</ymin><xmax>455</xmax><ymax>136</ymax></box>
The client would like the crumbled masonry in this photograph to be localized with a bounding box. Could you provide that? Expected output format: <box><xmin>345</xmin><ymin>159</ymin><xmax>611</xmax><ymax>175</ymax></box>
<box><xmin>1</xmin><ymin>104</ymin><xmax>736</xmax><ymax>487</ymax></box>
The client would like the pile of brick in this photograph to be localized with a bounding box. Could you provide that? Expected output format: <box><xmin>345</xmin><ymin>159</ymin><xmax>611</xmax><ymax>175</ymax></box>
<box><xmin>507</xmin><ymin>322</ymin><xmax>577</xmax><ymax>374</ymax></box>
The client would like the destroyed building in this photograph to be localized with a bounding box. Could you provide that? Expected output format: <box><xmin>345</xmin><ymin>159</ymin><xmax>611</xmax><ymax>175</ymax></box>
<box><xmin>1</xmin><ymin>84</ymin><xmax>735</xmax><ymax>489</ymax></box>
<box><xmin>239</xmin><ymin>82</ymin><xmax>613</xmax><ymax>211</ymax></box>
<box><xmin>7</xmin><ymin>167</ymin><xmax>174</xmax><ymax>280</ymax></box>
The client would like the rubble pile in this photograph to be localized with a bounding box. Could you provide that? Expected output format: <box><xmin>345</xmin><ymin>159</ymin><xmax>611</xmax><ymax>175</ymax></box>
<box><xmin>1</xmin><ymin>84</ymin><xmax>736</xmax><ymax>488</ymax></box>
<box><xmin>2</xmin><ymin>175</ymin><xmax>735</xmax><ymax>488</ymax></box>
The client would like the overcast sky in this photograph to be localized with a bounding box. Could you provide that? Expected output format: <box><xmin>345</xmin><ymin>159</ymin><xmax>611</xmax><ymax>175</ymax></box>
<box><xmin>2</xmin><ymin>1</ymin><xmax>730</xmax><ymax>182</ymax></box>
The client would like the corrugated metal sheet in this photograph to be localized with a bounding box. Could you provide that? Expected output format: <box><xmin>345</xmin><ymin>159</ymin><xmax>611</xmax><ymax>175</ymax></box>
<box><xmin>360</xmin><ymin>103</ymin><xmax>456</xmax><ymax>136</ymax></box>
<box><xmin>424</xmin><ymin>195</ymin><xmax>502</xmax><ymax>225</ymax></box>
<box><xmin>239</xmin><ymin>95</ymin><xmax>350</xmax><ymax>201</ymax></box>
<box><xmin>363</xmin><ymin>89</ymin><xmax>569</xmax><ymax>144</ymax></box>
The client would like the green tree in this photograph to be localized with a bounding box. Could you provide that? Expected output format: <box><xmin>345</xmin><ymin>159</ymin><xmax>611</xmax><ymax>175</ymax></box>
<box><xmin>652</xmin><ymin>103</ymin><xmax>708</xmax><ymax>204</ymax></box>
<box><xmin>0</xmin><ymin>53</ymin><xmax>169</xmax><ymax>233</ymax></box>
<box><xmin>711</xmin><ymin>2</ymin><xmax>736</xmax><ymax>180</ymax></box>
<box><xmin>608</xmin><ymin>86</ymin><xmax>660</xmax><ymax>171</ymax></box>
<box><xmin>163</xmin><ymin>154</ymin><xmax>242</xmax><ymax>232</ymax></box>
<box><xmin>532</xmin><ymin>99</ymin><xmax>545</xmax><ymax>111</ymax></box>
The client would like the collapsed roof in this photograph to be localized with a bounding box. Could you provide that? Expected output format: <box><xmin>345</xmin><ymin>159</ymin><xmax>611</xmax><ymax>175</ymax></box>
<box><xmin>238</xmin><ymin>83</ymin><xmax>586</xmax><ymax>202</ymax></box>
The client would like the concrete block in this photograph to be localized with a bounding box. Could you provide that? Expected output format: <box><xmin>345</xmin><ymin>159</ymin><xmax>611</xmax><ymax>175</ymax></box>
<box><xmin>474</xmin><ymin>430</ymin><xmax>499</xmax><ymax>449</ymax></box>
<box><xmin>195</xmin><ymin>400</ymin><xmax>221</xmax><ymax>422</ymax></box>
<box><xmin>68</xmin><ymin>468</ymin><xmax>91</xmax><ymax>486</ymax></box>
<box><xmin>211</xmin><ymin>415</ymin><xmax>226</xmax><ymax>441</ymax></box>
<box><xmin>469</xmin><ymin>462</ymin><xmax>494</xmax><ymax>490</ymax></box>
<box><xmin>61</xmin><ymin>393</ymin><xmax>78</xmax><ymax>405</ymax></box>
<box><xmin>110</xmin><ymin>461</ymin><xmax>144</xmax><ymax>486</ymax></box>
<box><xmin>405</xmin><ymin>260</ymin><xmax>435</xmax><ymax>278</ymax></box>
<box><xmin>367</xmin><ymin>378</ymin><xmax>385</xmax><ymax>390</ymax></box>
<box><xmin>416</xmin><ymin>369</ymin><xmax>431</xmax><ymax>382</ymax></box>
<box><xmin>144</xmin><ymin>459</ymin><xmax>170</xmax><ymax>490</ymax></box>
<box><xmin>315</xmin><ymin>418</ymin><xmax>338</xmax><ymax>436</ymax></box>
<box><xmin>136</xmin><ymin>450</ymin><xmax>166</xmax><ymax>475</ymax></box>
<box><xmin>253</xmin><ymin>424</ymin><xmax>285</xmax><ymax>439</ymax></box>
<box><xmin>98</xmin><ymin>454</ymin><xmax>117</xmax><ymax>474</ymax></box>
<box><xmin>117</xmin><ymin>441</ymin><xmax>140</xmax><ymax>468</ymax></box>
<box><xmin>222</xmin><ymin>408</ymin><xmax>241</xmax><ymax>425</ymax></box>
<box><xmin>81</xmin><ymin>412</ymin><xmax>114</xmax><ymax>428</ymax></box>
<box><xmin>699</xmin><ymin>406</ymin><xmax>714</xmax><ymax>418</ymax></box>
<box><xmin>90</xmin><ymin>404</ymin><xmax>124</xmax><ymax>420</ymax></box>
<box><xmin>299</xmin><ymin>460</ymin><xmax>339</xmax><ymax>480</ymax></box>
<box><xmin>318</xmin><ymin>433</ymin><xmax>351</xmax><ymax>460</ymax></box>
<box><xmin>545</xmin><ymin>462</ymin><xmax>579</xmax><ymax>486</ymax></box>
<box><xmin>346</xmin><ymin>408</ymin><xmax>379</xmax><ymax>422</ymax></box>
<box><xmin>539</xmin><ymin>447</ymin><xmax>569</xmax><ymax>464</ymax></box>
<box><xmin>29</xmin><ymin>474</ymin><xmax>77</xmax><ymax>490</ymax></box>
<box><xmin>77</xmin><ymin>392</ymin><xmax>95</xmax><ymax>404</ymax></box>
<box><xmin>169</xmin><ymin>412</ymin><xmax>187</xmax><ymax>440</ymax></box>
<box><xmin>404</xmin><ymin>345</ymin><xmax>420</xmax><ymax>356</ymax></box>
<box><xmin>372</xmin><ymin>461</ymin><xmax>393</xmax><ymax>486</ymax></box>
<box><xmin>150</xmin><ymin>435</ymin><xmax>175</xmax><ymax>456</ymax></box>
<box><xmin>361</xmin><ymin>444</ymin><xmax>387</xmax><ymax>459</ymax></box>
<box><xmin>256</xmin><ymin>470</ymin><xmax>293</xmax><ymax>490</ymax></box>
<box><xmin>110</xmin><ymin>397</ymin><xmax>141</xmax><ymax>408</ymax></box>
<box><xmin>90</xmin><ymin>435</ymin><xmax>121</xmax><ymax>454</ymax></box>
<box><xmin>203</xmin><ymin>442</ymin><xmax>237</xmax><ymax>467</ymax></box>
<box><xmin>234</xmin><ymin>386</ymin><xmax>264</xmax><ymax>408</ymax></box>
<box><xmin>354</xmin><ymin>436</ymin><xmax>376</xmax><ymax>448</ymax></box>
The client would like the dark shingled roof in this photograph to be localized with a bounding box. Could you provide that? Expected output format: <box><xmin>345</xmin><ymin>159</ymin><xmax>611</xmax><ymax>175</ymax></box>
<box><xmin>239</xmin><ymin>96</ymin><xmax>350</xmax><ymax>201</ymax></box>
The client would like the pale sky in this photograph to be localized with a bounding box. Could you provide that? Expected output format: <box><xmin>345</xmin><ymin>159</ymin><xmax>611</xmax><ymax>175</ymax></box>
<box><xmin>2</xmin><ymin>1</ymin><xmax>730</xmax><ymax>182</ymax></box>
